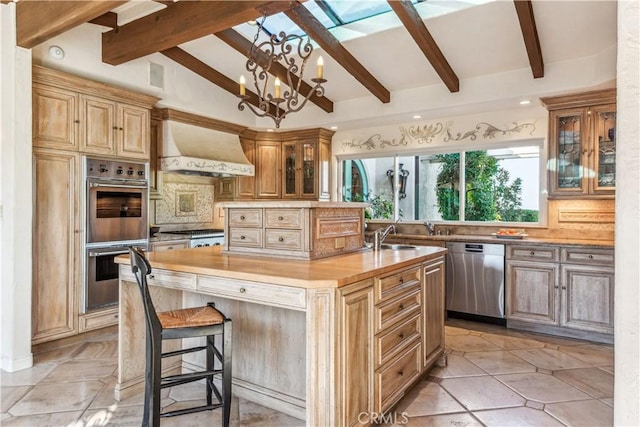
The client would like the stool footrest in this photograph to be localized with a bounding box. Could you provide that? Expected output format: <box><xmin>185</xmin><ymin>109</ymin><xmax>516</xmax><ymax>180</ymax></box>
<box><xmin>161</xmin><ymin>402</ymin><xmax>223</xmax><ymax>418</ymax></box>
<box><xmin>162</xmin><ymin>345</ymin><xmax>207</xmax><ymax>358</ymax></box>
<box><xmin>161</xmin><ymin>369</ymin><xmax>221</xmax><ymax>388</ymax></box>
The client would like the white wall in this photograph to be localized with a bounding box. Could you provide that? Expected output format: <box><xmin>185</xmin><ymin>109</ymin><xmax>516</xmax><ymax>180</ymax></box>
<box><xmin>0</xmin><ymin>3</ymin><xmax>33</xmax><ymax>372</ymax></box>
<box><xmin>614</xmin><ymin>1</ymin><xmax>640</xmax><ymax>425</ymax></box>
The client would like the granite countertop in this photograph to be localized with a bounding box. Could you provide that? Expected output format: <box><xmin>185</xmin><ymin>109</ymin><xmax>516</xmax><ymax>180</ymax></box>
<box><xmin>116</xmin><ymin>245</ymin><xmax>447</xmax><ymax>289</ymax></box>
<box><xmin>385</xmin><ymin>233</ymin><xmax>614</xmax><ymax>248</ymax></box>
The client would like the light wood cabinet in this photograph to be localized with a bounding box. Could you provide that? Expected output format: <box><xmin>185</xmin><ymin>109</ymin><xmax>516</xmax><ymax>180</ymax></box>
<box><xmin>33</xmin><ymin>65</ymin><xmax>158</xmax><ymax>160</ymax></box>
<box><xmin>149</xmin><ymin>109</ymin><xmax>163</xmax><ymax>199</ymax></box>
<box><xmin>32</xmin><ymin>149</ymin><xmax>80</xmax><ymax>344</ymax></box>
<box><xmin>222</xmin><ymin>202</ymin><xmax>365</xmax><ymax>260</ymax></box>
<box><xmin>150</xmin><ymin>240</ymin><xmax>190</xmax><ymax>252</ymax></box>
<box><xmin>506</xmin><ymin>244</ymin><xmax>614</xmax><ymax>341</ymax></box>
<box><xmin>32</xmin><ymin>83</ymin><xmax>78</xmax><ymax>150</ymax></box>
<box><xmin>338</xmin><ymin>280</ymin><xmax>374</xmax><ymax>427</ymax></box>
<box><xmin>423</xmin><ymin>257</ymin><xmax>445</xmax><ymax>368</ymax></box>
<box><xmin>236</xmin><ymin>138</ymin><xmax>256</xmax><ymax>199</ymax></box>
<box><xmin>541</xmin><ymin>89</ymin><xmax>616</xmax><ymax>198</ymax></box>
<box><xmin>255</xmin><ymin>140</ymin><xmax>282</xmax><ymax>199</ymax></box>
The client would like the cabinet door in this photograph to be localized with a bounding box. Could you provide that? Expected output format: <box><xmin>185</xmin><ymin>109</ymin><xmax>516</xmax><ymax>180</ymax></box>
<box><xmin>561</xmin><ymin>264</ymin><xmax>614</xmax><ymax>334</ymax></box>
<box><xmin>32</xmin><ymin>84</ymin><xmax>78</xmax><ymax>150</ymax></box>
<box><xmin>80</xmin><ymin>95</ymin><xmax>116</xmax><ymax>155</ymax></box>
<box><xmin>282</xmin><ymin>141</ymin><xmax>299</xmax><ymax>198</ymax></box>
<box><xmin>423</xmin><ymin>258</ymin><xmax>445</xmax><ymax>368</ymax></box>
<box><xmin>256</xmin><ymin>141</ymin><xmax>281</xmax><ymax>198</ymax></box>
<box><xmin>339</xmin><ymin>281</ymin><xmax>374</xmax><ymax>427</ymax></box>
<box><xmin>317</xmin><ymin>138</ymin><xmax>331</xmax><ymax>201</ymax></box>
<box><xmin>149</xmin><ymin>114</ymin><xmax>163</xmax><ymax>199</ymax></box>
<box><xmin>591</xmin><ymin>104</ymin><xmax>616</xmax><ymax>195</ymax></box>
<box><xmin>117</xmin><ymin>104</ymin><xmax>150</xmax><ymax>159</ymax></box>
<box><xmin>300</xmin><ymin>140</ymin><xmax>318</xmax><ymax>199</ymax></box>
<box><xmin>506</xmin><ymin>261</ymin><xmax>559</xmax><ymax>325</ymax></box>
<box><xmin>548</xmin><ymin>108</ymin><xmax>588</xmax><ymax>197</ymax></box>
<box><xmin>236</xmin><ymin>138</ymin><xmax>256</xmax><ymax>199</ymax></box>
<box><xmin>32</xmin><ymin>149</ymin><xmax>79</xmax><ymax>344</ymax></box>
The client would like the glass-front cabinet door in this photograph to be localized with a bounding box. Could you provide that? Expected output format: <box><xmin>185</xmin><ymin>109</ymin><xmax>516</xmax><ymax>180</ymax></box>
<box><xmin>549</xmin><ymin>108</ymin><xmax>587</xmax><ymax>196</ymax></box>
<box><xmin>591</xmin><ymin>104</ymin><xmax>616</xmax><ymax>195</ymax></box>
<box><xmin>282</xmin><ymin>140</ymin><xmax>317</xmax><ymax>199</ymax></box>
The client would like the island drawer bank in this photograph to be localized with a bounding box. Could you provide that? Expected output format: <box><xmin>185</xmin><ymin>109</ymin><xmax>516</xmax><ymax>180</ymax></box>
<box><xmin>115</xmin><ymin>245</ymin><xmax>447</xmax><ymax>426</ymax></box>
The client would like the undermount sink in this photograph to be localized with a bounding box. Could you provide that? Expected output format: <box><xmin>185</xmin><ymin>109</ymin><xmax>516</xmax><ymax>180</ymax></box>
<box><xmin>380</xmin><ymin>244</ymin><xmax>418</xmax><ymax>250</ymax></box>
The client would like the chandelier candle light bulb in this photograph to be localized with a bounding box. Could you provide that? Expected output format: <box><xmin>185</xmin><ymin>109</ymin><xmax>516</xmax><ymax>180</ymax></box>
<box><xmin>274</xmin><ymin>77</ymin><xmax>281</xmax><ymax>99</ymax></box>
<box><xmin>317</xmin><ymin>56</ymin><xmax>324</xmax><ymax>79</ymax></box>
<box><xmin>239</xmin><ymin>75</ymin><xmax>246</xmax><ymax>96</ymax></box>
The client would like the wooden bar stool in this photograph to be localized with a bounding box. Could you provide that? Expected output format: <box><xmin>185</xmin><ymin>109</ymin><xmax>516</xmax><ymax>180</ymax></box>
<box><xmin>129</xmin><ymin>247</ymin><xmax>232</xmax><ymax>427</ymax></box>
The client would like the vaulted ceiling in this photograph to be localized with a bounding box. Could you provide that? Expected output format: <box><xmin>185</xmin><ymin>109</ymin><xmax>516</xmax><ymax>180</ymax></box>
<box><xmin>11</xmin><ymin>0</ymin><xmax>617</xmax><ymax>129</ymax></box>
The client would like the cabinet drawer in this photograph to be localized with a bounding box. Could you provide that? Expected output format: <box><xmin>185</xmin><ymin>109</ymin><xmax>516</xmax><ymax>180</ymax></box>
<box><xmin>264</xmin><ymin>209</ymin><xmax>303</xmax><ymax>229</ymax></box>
<box><xmin>375</xmin><ymin>340</ymin><xmax>422</xmax><ymax>412</ymax></box>
<box><xmin>376</xmin><ymin>286</ymin><xmax>421</xmax><ymax>332</ymax></box>
<box><xmin>376</xmin><ymin>266</ymin><xmax>421</xmax><ymax>303</ymax></box>
<box><xmin>228</xmin><ymin>228</ymin><xmax>263</xmax><ymax>248</ymax></box>
<box><xmin>265</xmin><ymin>229</ymin><xmax>303</xmax><ymax>250</ymax></box>
<box><xmin>562</xmin><ymin>247</ymin><xmax>614</xmax><ymax>266</ymax></box>
<box><xmin>376</xmin><ymin>311</ymin><xmax>421</xmax><ymax>367</ymax></box>
<box><xmin>151</xmin><ymin>240</ymin><xmax>189</xmax><ymax>252</ymax></box>
<box><xmin>120</xmin><ymin>268</ymin><xmax>196</xmax><ymax>291</ymax></box>
<box><xmin>507</xmin><ymin>245</ymin><xmax>559</xmax><ymax>262</ymax></box>
<box><xmin>198</xmin><ymin>275</ymin><xmax>306</xmax><ymax>310</ymax></box>
<box><xmin>228</xmin><ymin>209</ymin><xmax>262</xmax><ymax>227</ymax></box>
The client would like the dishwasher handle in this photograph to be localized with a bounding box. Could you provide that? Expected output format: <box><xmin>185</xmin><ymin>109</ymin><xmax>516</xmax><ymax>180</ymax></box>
<box><xmin>464</xmin><ymin>244</ymin><xmax>484</xmax><ymax>253</ymax></box>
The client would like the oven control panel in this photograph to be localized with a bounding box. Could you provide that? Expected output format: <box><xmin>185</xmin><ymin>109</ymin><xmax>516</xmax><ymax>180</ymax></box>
<box><xmin>86</xmin><ymin>158</ymin><xmax>147</xmax><ymax>180</ymax></box>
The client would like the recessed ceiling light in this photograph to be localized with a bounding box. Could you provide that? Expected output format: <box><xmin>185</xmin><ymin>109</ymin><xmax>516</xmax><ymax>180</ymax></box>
<box><xmin>330</xmin><ymin>126</ymin><xmax>338</xmax><ymax>130</ymax></box>
<box><xmin>519</xmin><ymin>100</ymin><xmax>531</xmax><ymax>105</ymax></box>
<box><xmin>48</xmin><ymin>45</ymin><xmax>64</xmax><ymax>60</ymax></box>
<box><xmin>412</xmin><ymin>115</ymin><xmax>422</xmax><ymax>119</ymax></box>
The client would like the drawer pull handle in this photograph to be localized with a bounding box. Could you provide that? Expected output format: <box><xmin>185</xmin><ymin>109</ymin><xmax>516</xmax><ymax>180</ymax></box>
<box><xmin>239</xmin><ymin>287</ymin><xmax>246</xmax><ymax>293</ymax></box>
<box><xmin>240</xmin><ymin>215</ymin><xmax>245</xmax><ymax>220</ymax></box>
<box><xmin>278</xmin><ymin>237</ymin><xmax>284</xmax><ymax>242</ymax></box>
<box><xmin>588</xmin><ymin>254</ymin><xmax>594</xmax><ymax>259</ymax></box>
<box><xmin>562</xmin><ymin>286</ymin><xmax>567</xmax><ymax>290</ymax></box>
<box><xmin>398</xmin><ymin>333</ymin><xmax>404</xmax><ymax>339</ymax></box>
<box><xmin>398</xmin><ymin>303</ymin><xmax>404</xmax><ymax>310</ymax></box>
<box><xmin>240</xmin><ymin>235</ymin><xmax>246</xmax><ymax>240</ymax></box>
<box><xmin>399</xmin><ymin>277</ymin><xmax>404</xmax><ymax>284</ymax></box>
<box><xmin>278</xmin><ymin>216</ymin><xmax>284</xmax><ymax>220</ymax></box>
<box><xmin>397</xmin><ymin>370</ymin><xmax>404</xmax><ymax>377</ymax></box>
<box><xmin>149</xmin><ymin>275</ymin><xmax>155</xmax><ymax>279</ymax></box>
<box><xmin>530</xmin><ymin>251</ymin><xmax>535</xmax><ymax>256</ymax></box>
<box><xmin>554</xmin><ymin>285</ymin><xmax>559</xmax><ymax>289</ymax></box>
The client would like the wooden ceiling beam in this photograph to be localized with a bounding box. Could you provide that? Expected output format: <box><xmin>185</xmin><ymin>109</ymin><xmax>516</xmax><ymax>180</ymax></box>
<box><xmin>215</xmin><ymin>29</ymin><xmax>334</xmax><ymax>113</ymax></box>
<box><xmin>89</xmin><ymin>12</ymin><xmax>118</xmax><ymax>29</ymax></box>
<box><xmin>513</xmin><ymin>0</ymin><xmax>544</xmax><ymax>78</ymax></box>
<box><xmin>102</xmin><ymin>1</ymin><xmax>301</xmax><ymax>65</ymax></box>
<box><xmin>161</xmin><ymin>47</ymin><xmax>282</xmax><ymax>118</ymax></box>
<box><xmin>285</xmin><ymin>3</ymin><xmax>391</xmax><ymax>103</ymax></box>
<box><xmin>388</xmin><ymin>0</ymin><xmax>459</xmax><ymax>93</ymax></box>
<box><xmin>16</xmin><ymin>1</ymin><xmax>126</xmax><ymax>49</ymax></box>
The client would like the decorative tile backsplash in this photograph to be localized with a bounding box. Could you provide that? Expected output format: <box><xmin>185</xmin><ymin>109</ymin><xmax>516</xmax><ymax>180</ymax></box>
<box><xmin>154</xmin><ymin>174</ymin><xmax>215</xmax><ymax>225</ymax></box>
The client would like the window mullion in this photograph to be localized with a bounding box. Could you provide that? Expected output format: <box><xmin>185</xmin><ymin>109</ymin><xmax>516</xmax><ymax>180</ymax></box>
<box><xmin>459</xmin><ymin>151</ymin><xmax>466</xmax><ymax>222</ymax></box>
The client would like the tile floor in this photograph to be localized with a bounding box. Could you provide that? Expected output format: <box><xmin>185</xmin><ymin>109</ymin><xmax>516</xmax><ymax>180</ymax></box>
<box><xmin>1</xmin><ymin>319</ymin><xmax>613</xmax><ymax>426</ymax></box>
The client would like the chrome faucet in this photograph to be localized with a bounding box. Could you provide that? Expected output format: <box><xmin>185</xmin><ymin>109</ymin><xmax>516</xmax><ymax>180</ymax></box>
<box><xmin>425</xmin><ymin>222</ymin><xmax>435</xmax><ymax>236</ymax></box>
<box><xmin>373</xmin><ymin>224</ymin><xmax>396</xmax><ymax>250</ymax></box>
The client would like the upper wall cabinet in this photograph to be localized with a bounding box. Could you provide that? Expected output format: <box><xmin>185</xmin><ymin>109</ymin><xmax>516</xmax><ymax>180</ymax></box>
<box><xmin>32</xmin><ymin>65</ymin><xmax>159</xmax><ymax>160</ymax></box>
<box><xmin>541</xmin><ymin>89</ymin><xmax>616</xmax><ymax>198</ymax></box>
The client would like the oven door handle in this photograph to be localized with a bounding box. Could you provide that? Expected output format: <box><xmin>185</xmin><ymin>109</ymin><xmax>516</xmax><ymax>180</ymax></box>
<box><xmin>88</xmin><ymin>250</ymin><xmax>129</xmax><ymax>257</ymax></box>
<box><xmin>89</xmin><ymin>182</ymin><xmax>148</xmax><ymax>189</ymax></box>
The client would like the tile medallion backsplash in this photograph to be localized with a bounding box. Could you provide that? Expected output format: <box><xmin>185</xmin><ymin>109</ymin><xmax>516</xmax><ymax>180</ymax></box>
<box><xmin>155</xmin><ymin>176</ymin><xmax>215</xmax><ymax>225</ymax></box>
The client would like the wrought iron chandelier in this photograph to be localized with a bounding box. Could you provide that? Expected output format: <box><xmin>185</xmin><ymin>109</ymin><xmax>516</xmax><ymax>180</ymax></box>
<box><xmin>237</xmin><ymin>15</ymin><xmax>326</xmax><ymax>128</ymax></box>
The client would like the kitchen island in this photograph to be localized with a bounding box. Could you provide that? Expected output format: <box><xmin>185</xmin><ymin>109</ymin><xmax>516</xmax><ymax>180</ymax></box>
<box><xmin>115</xmin><ymin>245</ymin><xmax>447</xmax><ymax>426</ymax></box>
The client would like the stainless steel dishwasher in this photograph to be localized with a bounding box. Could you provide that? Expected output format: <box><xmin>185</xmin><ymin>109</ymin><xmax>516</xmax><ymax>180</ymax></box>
<box><xmin>446</xmin><ymin>242</ymin><xmax>505</xmax><ymax>322</ymax></box>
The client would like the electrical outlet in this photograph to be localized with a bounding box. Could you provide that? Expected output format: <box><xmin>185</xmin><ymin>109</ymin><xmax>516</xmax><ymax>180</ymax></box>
<box><xmin>335</xmin><ymin>237</ymin><xmax>345</xmax><ymax>249</ymax></box>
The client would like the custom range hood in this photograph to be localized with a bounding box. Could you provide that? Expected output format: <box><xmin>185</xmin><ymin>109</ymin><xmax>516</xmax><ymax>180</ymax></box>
<box><xmin>160</xmin><ymin>112</ymin><xmax>254</xmax><ymax>177</ymax></box>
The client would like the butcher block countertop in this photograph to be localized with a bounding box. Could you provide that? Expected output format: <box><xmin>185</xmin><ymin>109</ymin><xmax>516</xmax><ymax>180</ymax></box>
<box><xmin>115</xmin><ymin>245</ymin><xmax>446</xmax><ymax>289</ymax></box>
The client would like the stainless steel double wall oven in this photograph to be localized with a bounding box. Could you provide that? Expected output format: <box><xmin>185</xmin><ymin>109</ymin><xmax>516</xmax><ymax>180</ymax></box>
<box><xmin>84</xmin><ymin>157</ymin><xmax>148</xmax><ymax>312</ymax></box>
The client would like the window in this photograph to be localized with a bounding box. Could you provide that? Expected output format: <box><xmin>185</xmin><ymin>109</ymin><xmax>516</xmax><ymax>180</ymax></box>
<box><xmin>341</xmin><ymin>143</ymin><xmax>542</xmax><ymax>224</ymax></box>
